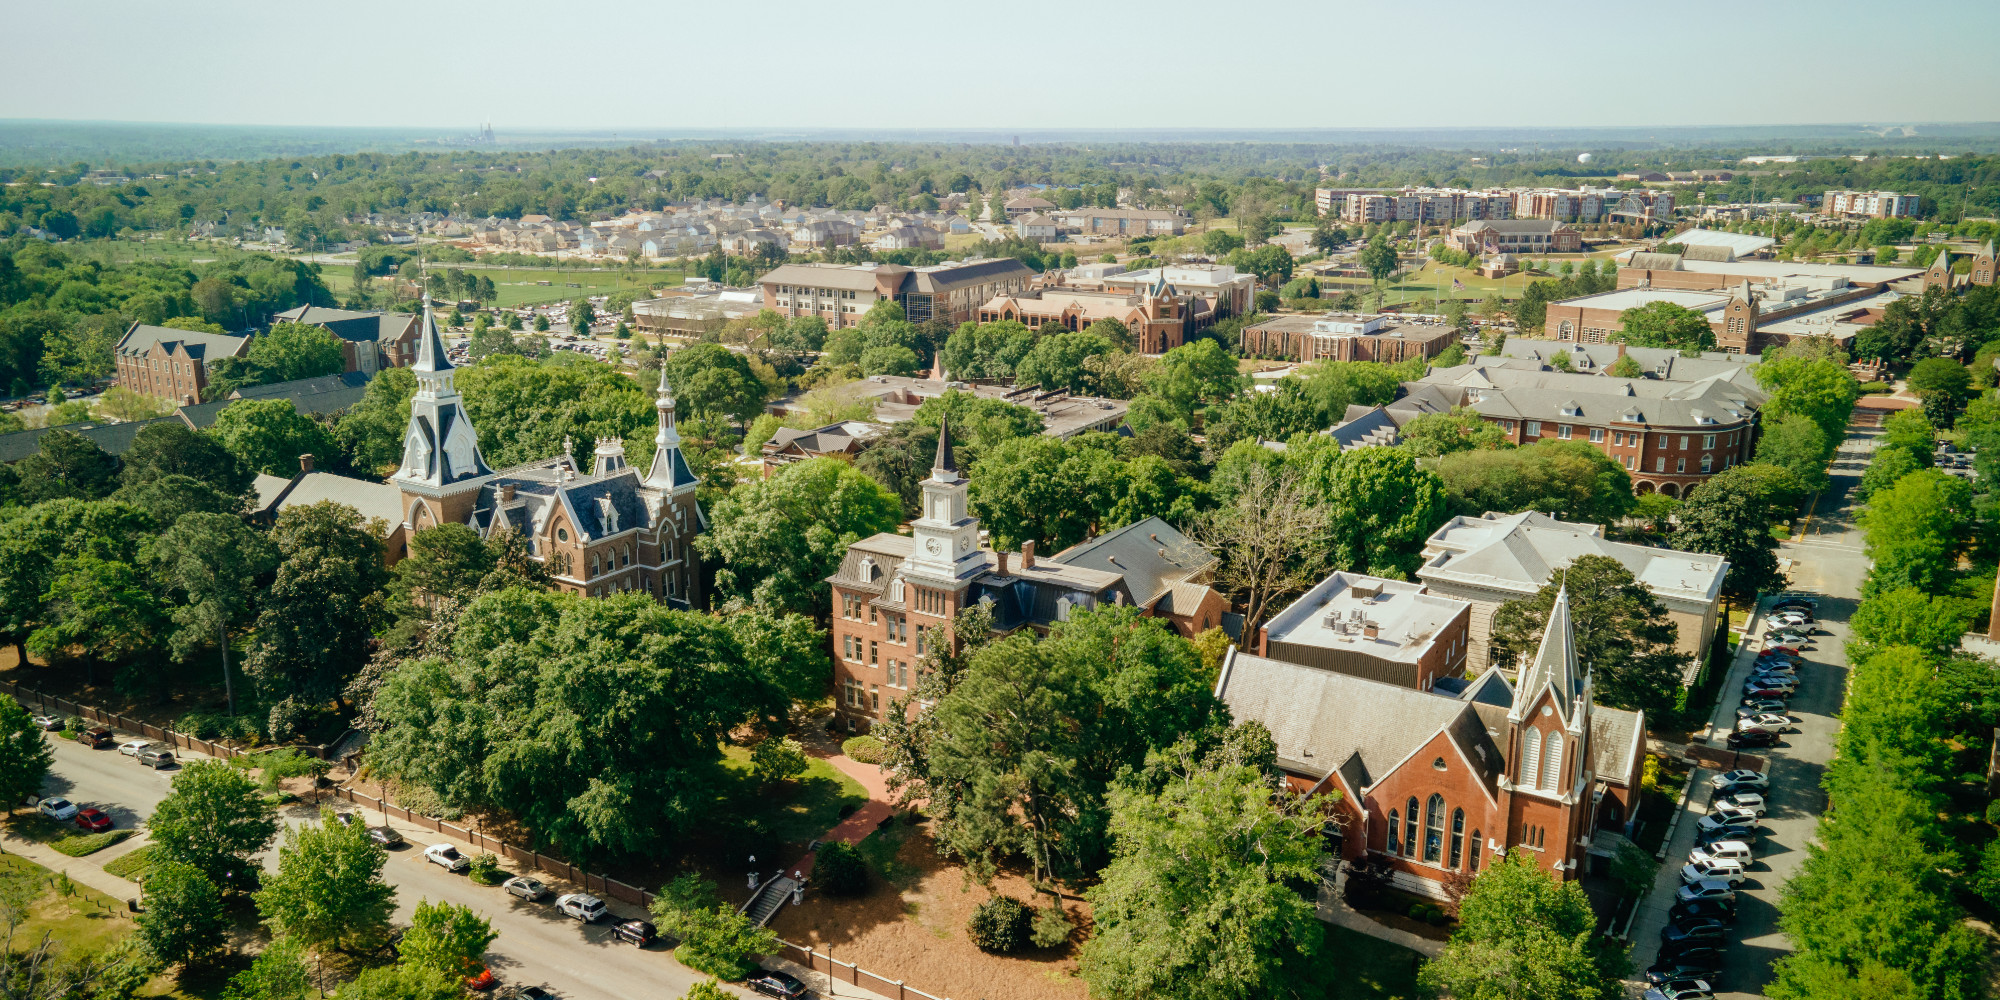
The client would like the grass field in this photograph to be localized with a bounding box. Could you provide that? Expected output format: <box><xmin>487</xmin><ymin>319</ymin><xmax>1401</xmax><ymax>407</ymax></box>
<box><xmin>315</xmin><ymin>263</ymin><xmax>683</xmax><ymax>309</ymax></box>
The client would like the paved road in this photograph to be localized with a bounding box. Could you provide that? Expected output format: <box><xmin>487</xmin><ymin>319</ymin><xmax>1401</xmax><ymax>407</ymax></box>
<box><xmin>1625</xmin><ymin>427</ymin><xmax>1872</xmax><ymax>998</ymax></box>
<box><xmin>30</xmin><ymin>734</ymin><xmax>872</xmax><ymax>1000</ymax></box>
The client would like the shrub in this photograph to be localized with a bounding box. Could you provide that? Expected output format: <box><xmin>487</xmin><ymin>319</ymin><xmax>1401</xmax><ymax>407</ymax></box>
<box><xmin>54</xmin><ymin>830</ymin><xmax>132</xmax><ymax>857</ymax></box>
<box><xmin>967</xmin><ymin>895</ymin><xmax>1032</xmax><ymax>953</ymax></box>
<box><xmin>1641</xmin><ymin>756</ymin><xmax>1661</xmax><ymax>795</ymax></box>
<box><xmin>751</xmin><ymin>737</ymin><xmax>808</xmax><ymax>786</ymax></box>
<box><xmin>680</xmin><ymin>982</ymin><xmax>731</xmax><ymax>1000</ymax></box>
<box><xmin>814</xmin><ymin>841</ymin><xmax>868</xmax><ymax>897</ymax></box>
<box><xmin>841</xmin><ymin>735</ymin><xmax>885</xmax><ymax>765</ymax></box>
<box><xmin>1409</xmin><ymin>902</ymin><xmax>1429</xmax><ymax>920</ymax></box>
<box><xmin>1031</xmin><ymin>903</ymin><xmax>1072</xmax><ymax>949</ymax></box>
<box><xmin>1427</xmin><ymin>906</ymin><xmax>1448</xmax><ymax>926</ymax></box>
<box><xmin>468</xmin><ymin>853</ymin><xmax>503</xmax><ymax>885</ymax></box>
<box><xmin>1986</xmin><ymin>800</ymin><xmax>2000</xmax><ymax>826</ymax></box>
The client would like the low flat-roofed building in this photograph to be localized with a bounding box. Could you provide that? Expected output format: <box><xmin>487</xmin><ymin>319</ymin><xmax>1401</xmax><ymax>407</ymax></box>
<box><xmin>1658</xmin><ymin>228</ymin><xmax>1777</xmax><ymax>261</ymax></box>
<box><xmin>1240</xmin><ymin>312</ymin><xmax>1460</xmax><ymax>363</ymax></box>
<box><xmin>1417</xmin><ymin>510</ymin><xmax>1726</xmax><ymax>674</ymax></box>
<box><xmin>1258</xmin><ymin>571</ymin><xmax>1472</xmax><ymax>691</ymax></box>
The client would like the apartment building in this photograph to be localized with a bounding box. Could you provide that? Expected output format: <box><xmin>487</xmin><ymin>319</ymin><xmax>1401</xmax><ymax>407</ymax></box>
<box><xmin>1823</xmin><ymin>189</ymin><xmax>1919</xmax><ymax>219</ymax></box>
<box><xmin>1320</xmin><ymin>187</ymin><xmax>1514</xmax><ymax>224</ymax></box>
<box><xmin>1240</xmin><ymin>312</ymin><xmax>1460</xmax><ymax>363</ymax></box>
<box><xmin>1400</xmin><ymin>363</ymin><xmax>1766</xmax><ymax>498</ymax></box>
<box><xmin>1059</xmin><ymin>208</ymin><xmax>1189</xmax><ymax>236</ymax></box>
<box><xmin>759</xmin><ymin>258</ymin><xmax>1034</xmax><ymax>329</ymax></box>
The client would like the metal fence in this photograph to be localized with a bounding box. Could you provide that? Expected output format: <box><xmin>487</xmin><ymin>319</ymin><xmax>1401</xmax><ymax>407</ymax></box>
<box><xmin>0</xmin><ymin>678</ymin><xmax>339</xmax><ymax>761</ymax></box>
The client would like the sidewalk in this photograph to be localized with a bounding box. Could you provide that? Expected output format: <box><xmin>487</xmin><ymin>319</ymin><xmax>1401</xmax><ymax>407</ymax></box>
<box><xmin>1315</xmin><ymin>881</ymin><xmax>1443</xmax><ymax>957</ymax></box>
<box><xmin>783</xmin><ymin>751</ymin><xmax>899</xmax><ymax>880</ymax></box>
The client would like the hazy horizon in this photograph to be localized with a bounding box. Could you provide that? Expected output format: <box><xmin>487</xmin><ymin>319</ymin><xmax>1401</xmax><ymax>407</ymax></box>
<box><xmin>7</xmin><ymin>0</ymin><xmax>1997</xmax><ymax>132</ymax></box>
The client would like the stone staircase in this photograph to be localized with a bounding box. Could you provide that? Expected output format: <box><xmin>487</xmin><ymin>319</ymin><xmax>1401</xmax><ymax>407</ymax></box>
<box><xmin>738</xmin><ymin>873</ymin><xmax>797</xmax><ymax>927</ymax></box>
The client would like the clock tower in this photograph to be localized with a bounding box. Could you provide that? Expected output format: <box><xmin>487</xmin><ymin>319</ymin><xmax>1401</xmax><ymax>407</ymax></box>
<box><xmin>905</xmin><ymin>419</ymin><xmax>984</xmax><ymax>584</ymax></box>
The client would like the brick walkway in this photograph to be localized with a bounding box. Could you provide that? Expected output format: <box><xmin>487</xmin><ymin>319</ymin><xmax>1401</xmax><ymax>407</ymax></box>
<box><xmin>782</xmin><ymin>751</ymin><xmax>899</xmax><ymax>880</ymax></box>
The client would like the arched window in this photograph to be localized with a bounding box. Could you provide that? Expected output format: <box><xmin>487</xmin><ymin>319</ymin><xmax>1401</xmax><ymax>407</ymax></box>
<box><xmin>1521</xmin><ymin>728</ymin><xmax>1542</xmax><ymax>787</ymax></box>
<box><xmin>1404</xmin><ymin>797</ymin><xmax>1420</xmax><ymax>857</ymax></box>
<box><xmin>1423</xmin><ymin>795</ymin><xmax>1445</xmax><ymax>863</ymax></box>
<box><xmin>1469</xmin><ymin>830</ymin><xmax>1482</xmax><ymax>872</ymax></box>
<box><xmin>1386</xmin><ymin>810</ymin><xmax>1400</xmax><ymax>855</ymax></box>
<box><xmin>620</xmin><ymin>545</ymin><xmax>630</xmax><ymax>567</ymax></box>
<box><xmin>1449</xmin><ymin>809</ymin><xmax>1465</xmax><ymax>869</ymax></box>
<box><xmin>1542</xmin><ymin>731</ymin><xmax>1564</xmax><ymax>792</ymax></box>
<box><xmin>589</xmin><ymin>555</ymin><xmax>599</xmax><ymax>578</ymax></box>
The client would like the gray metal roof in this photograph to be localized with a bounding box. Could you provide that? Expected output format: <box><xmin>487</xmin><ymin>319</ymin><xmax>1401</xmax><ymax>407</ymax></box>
<box><xmin>233</xmin><ymin>371</ymin><xmax>372</xmax><ymax>415</ymax></box>
<box><xmin>1048</xmin><ymin>516</ymin><xmax>1215</xmax><ymax>611</ymax></box>
<box><xmin>114</xmin><ymin>322</ymin><xmax>252</xmax><ymax>360</ymax></box>
<box><xmin>0</xmin><ymin>417</ymin><xmax>180</xmax><ymax>463</ymax></box>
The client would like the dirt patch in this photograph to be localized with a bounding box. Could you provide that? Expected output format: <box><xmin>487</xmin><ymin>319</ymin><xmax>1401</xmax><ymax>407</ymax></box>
<box><xmin>767</xmin><ymin>821</ymin><xmax>1090</xmax><ymax>1000</ymax></box>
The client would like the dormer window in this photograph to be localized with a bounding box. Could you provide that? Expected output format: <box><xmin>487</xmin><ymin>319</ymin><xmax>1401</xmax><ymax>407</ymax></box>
<box><xmin>858</xmin><ymin>556</ymin><xmax>877</xmax><ymax>581</ymax></box>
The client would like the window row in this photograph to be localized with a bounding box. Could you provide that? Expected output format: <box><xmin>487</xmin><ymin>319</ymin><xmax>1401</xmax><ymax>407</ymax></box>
<box><xmin>1385</xmin><ymin>794</ymin><xmax>1481</xmax><ymax>873</ymax></box>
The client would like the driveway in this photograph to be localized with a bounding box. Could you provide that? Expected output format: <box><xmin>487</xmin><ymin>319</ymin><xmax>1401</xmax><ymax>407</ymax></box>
<box><xmin>22</xmin><ymin>729</ymin><xmax>874</xmax><ymax>1000</ymax></box>
<box><xmin>1625</xmin><ymin>426</ymin><xmax>1872</xmax><ymax>997</ymax></box>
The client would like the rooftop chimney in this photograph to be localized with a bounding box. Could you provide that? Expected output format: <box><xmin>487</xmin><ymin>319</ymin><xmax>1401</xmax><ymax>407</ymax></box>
<box><xmin>298</xmin><ymin>454</ymin><xmax>314</xmax><ymax>474</ymax></box>
<box><xmin>1362</xmin><ymin>622</ymin><xmax>1380</xmax><ymax>640</ymax></box>
<box><xmin>996</xmin><ymin>549</ymin><xmax>1011</xmax><ymax>575</ymax></box>
<box><xmin>1021</xmin><ymin>539</ymin><xmax>1036</xmax><ymax>570</ymax></box>
<box><xmin>500</xmin><ymin>483</ymin><xmax>516</xmax><ymax>502</ymax></box>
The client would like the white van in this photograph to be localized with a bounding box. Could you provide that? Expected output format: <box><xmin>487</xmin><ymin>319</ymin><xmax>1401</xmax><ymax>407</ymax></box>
<box><xmin>1690</xmin><ymin>840</ymin><xmax>1753</xmax><ymax>866</ymax></box>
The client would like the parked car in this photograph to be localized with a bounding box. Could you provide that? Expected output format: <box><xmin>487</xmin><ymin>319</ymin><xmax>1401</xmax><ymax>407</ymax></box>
<box><xmin>31</xmin><ymin>714</ymin><xmax>61</xmax><ymax>731</ymax></box>
<box><xmin>1763</xmin><ymin>644</ymin><xmax>1804</xmax><ymax>656</ymax></box>
<box><xmin>1646</xmin><ymin>959</ymin><xmax>1722</xmax><ymax>987</ymax></box>
<box><xmin>424</xmin><ymin>844</ymin><xmax>470</xmax><ymax>872</ymax></box>
<box><xmin>1660</xmin><ymin>919</ymin><xmax>1729</xmax><ymax>945</ymax></box>
<box><xmin>555</xmin><ymin>893</ymin><xmax>606</xmax><ymax>923</ymax></box>
<box><xmin>37</xmin><ymin>797</ymin><xmax>78</xmax><ymax>821</ymax></box>
<box><xmin>1695</xmin><ymin>823</ymin><xmax>1758</xmax><ymax>848</ymax></box>
<box><xmin>1742</xmin><ymin>680</ymin><xmax>1794</xmax><ymax>697</ymax></box>
<box><xmin>1733</xmin><ymin>719</ymin><xmax>1783</xmax><ymax>737</ymax></box>
<box><xmin>465</xmin><ymin>967</ymin><xmax>497</xmax><ymax>992</ymax></box>
<box><xmin>1715</xmin><ymin>791</ymin><xmax>1768</xmax><ymax>815</ymax></box>
<box><xmin>1668</xmin><ymin>898</ymin><xmax>1734</xmax><ymax>923</ymax></box>
<box><xmin>612</xmin><ymin>919</ymin><xmax>656</xmax><ymax>946</ymax></box>
<box><xmin>138</xmin><ymin>747</ymin><xmax>175</xmax><ymax>769</ymax></box>
<box><xmin>1690</xmin><ymin>840</ymin><xmax>1753</xmax><ymax>866</ymax></box>
<box><xmin>498</xmin><ymin>988</ymin><xmax>551</xmax><ymax>1000</ymax></box>
<box><xmin>1676</xmin><ymin>879</ymin><xmax>1737</xmax><ymax>905</ymax></box>
<box><xmin>1643</xmin><ymin>981</ymin><xmax>1714</xmax><ymax>1000</ymax></box>
<box><xmin>73</xmin><ymin>807</ymin><xmax>112</xmax><ymax>832</ymax></box>
<box><xmin>370</xmin><ymin>827</ymin><xmax>405</xmax><ymax>848</ymax></box>
<box><xmin>746</xmin><ymin>970</ymin><xmax>810</xmax><ymax>999</ymax></box>
<box><xmin>1710</xmin><ymin>802</ymin><xmax>1761</xmax><ymax>827</ymax></box>
<box><xmin>75</xmin><ymin>726</ymin><xmax>114</xmax><ymax>748</ymax></box>
<box><xmin>1727</xmin><ymin>729</ymin><xmax>1779</xmax><ymax>749</ymax></box>
<box><xmin>1737</xmin><ymin>703</ymin><xmax>1788</xmax><ymax>720</ymax></box>
<box><xmin>503</xmin><ymin>876</ymin><xmax>548</xmax><ymax>901</ymax></box>
<box><xmin>116</xmin><ymin>738</ymin><xmax>150</xmax><ymax>756</ymax></box>
<box><xmin>1682</xmin><ymin>858</ymin><xmax>1747</xmax><ymax>886</ymax></box>
<box><xmin>1695</xmin><ymin>814</ymin><xmax>1757</xmax><ymax>838</ymax></box>
<box><xmin>1768</xmin><ymin>611</ymin><xmax>1815</xmax><ymax>626</ymax></box>
<box><xmin>1767</xmin><ymin>631</ymin><xmax>1813</xmax><ymax>647</ymax></box>
<box><xmin>1713</xmin><ymin>779</ymin><xmax>1768</xmax><ymax>800</ymax></box>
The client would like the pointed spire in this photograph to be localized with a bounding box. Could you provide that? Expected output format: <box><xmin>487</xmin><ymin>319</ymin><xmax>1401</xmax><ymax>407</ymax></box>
<box><xmin>413</xmin><ymin>295</ymin><xmax>453</xmax><ymax>373</ymax></box>
<box><xmin>644</xmin><ymin>361</ymin><xmax>687</xmax><ymax>490</ymax></box>
<box><xmin>932</xmin><ymin>416</ymin><xmax>957</xmax><ymax>477</ymax></box>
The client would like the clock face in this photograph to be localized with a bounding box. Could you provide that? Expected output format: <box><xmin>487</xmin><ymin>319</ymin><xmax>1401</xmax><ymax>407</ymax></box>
<box><xmin>925</xmin><ymin>538</ymin><xmax>943</xmax><ymax>555</ymax></box>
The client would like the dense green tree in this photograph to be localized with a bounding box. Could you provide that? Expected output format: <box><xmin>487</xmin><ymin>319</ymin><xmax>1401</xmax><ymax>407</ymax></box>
<box><xmin>1617</xmin><ymin>301</ymin><xmax>1715</xmax><ymax>352</ymax></box>
<box><xmin>661</xmin><ymin>342</ymin><xmax>768</xmax><ymax>428</ymax></box>
<box><xmin>15</xmin><ymin>429</ymin><xmax>122</xmax><ymax>503</ymax></box>
<box><xmin>1860</xmin><ymin>469</ymin><xmax>1973</xmax><ymax>597</ymax></box>
<box><xmin>397</xmin><ymin>900</ymin><xmax>497</xmax><ymax>980</ymax></box>
<box><xmin>137</xmin><ymin>861</ymin><xmax>229</xmax><ymax>968</ymax></box>
<box><xmin>247</xmin><ymin>322</ymin><xmax>345</xmax><ymax>384</ymax></box>
<box><xmin>1303</xmin><ymin>445</ymin><xmax>1448</xmax><ymax>578</ymax></box>
<box><xmin>335</xmin><ymin>963</ymin><xmax>461</xmax><ymax>1000</ymax></box>
<box><xmin>1489</xmin><ymin>554</ymin><xmax>1684</xmax><ymax>715</ymax></box>
<box><xmin>148</xmin><ymin>760</ymin><xmax>279</xmax><ymax>891</ymax></box>
<box><xmin>1141</xmin><ymin>340</ymin><xmax>1242</xmax><ymax>423</ymax></box>
<box><xmin>222</xmin><ymin>936</ymin><xmax>312</xmax><ymax>1000</ymax></box>
<box><xmin>255</xmin><ymin>809</ymin><xmax>397</xmax><ymax>953</ymax></box>
<box><xmin>1434</xmin><ymin>439</ymin><xmax>1634</xmax><ymax>524</ymax></box>
<box><xmin>940</xmin><ymin>320</ymin><xmax>1037</xmax><ymax>379</ymax></box>
<box><xmin>1399</xmin><ymin>407</ymin><xmax>1509</xmax><ymax>457</ymax></box>
<box><xmin>1848</xmin><ymin>588</ymin><xmax>1977</xmax><ymax>657</ymax></box>
<box><xmin>1674</xmin><ymin>463</ymin><xmax>1796</xmax><ymax>606</ymax></box>
<box><xmin>26</xmin><ymin>553</ymin><xmax>166</xmax><ymax>674</ymax></box>
<box><xmin>332</xmin><ymin>367</ymin><xmax>416</xmax><ymax>475</ymax></box>
<box><xmin>1079</xmin><ymin>740</ymin><xmax>1327</xmax><ymax>1000</ymax></box>
<box><xmin>119</xmin><ymin>422</ymin><xmax>254</xmax><ymax>496</ymax></box>
<box><xmin>1358</xmin><ymin>235</ymin><xmax>1399</xmax><ymax>286</ymax></box>
<box><xmin>369</xmin><ymin>590</ymin><xmax>791</xmax><ymax>862</ymax></box>
<box><xmin>921</xmin><ymin>606</ymin><xmax>1227</xmax><ymax>885</ymax></box>
<box><xmin>1419</xmin><ymin>850</ymin><xmax>1627</xmax><ymax>1000</ymax></box>
<box><xmin>1856</xmin><ymin>445</ymin><xmax>1923</xmax><ymax>502</ymax></box>
<box><xmin>697</xmin><ymin>456</ymin><xmax>901</xmax><ymax>617</ymax></box>
<box><xmin>1014</xmin><ymin>330</ymin><xmax>1113</xmax><ymax>395</ymax></box>
<box><xmin>150</xmin><ymin>512</ymin><xmax>277</xmax><ymax>717</ymax></box>
<box><xmin>1906</xmin><ymin>357</ymin><xmax>1972</xmax><ymax>427</ymax></box>
<box><xmin>244</xmin><ymin>500</ymin><xmax>387</xmax><ymax>733</ymax></box>
<box><xmin>910</xmin><ymin>390</ymin><xmax>1045</xmax><ymax>451</ymax></box>
<box><xmin>1755</xmin><ymin>354</ymin><xmax>1860</xmax><ymax>442</ymax></box>
<box><xmin>0</xmin><ymin>697</ymin><xmax>54</xmax><ymax>812</ymax></box>
<box><xmin>455</xmin><ymin>355</ymin><xmax>651</xmax><ymax>470</ymax></box>
<box><xmin>210</xmin><ymin>399</ymin><xmax>339</xmax><ymax>478</ymax></box>
<box><xmin>1753</xmin><ymin>413</ymin><xmax>1832</xmax><ymax>493</ymax></box>
<box><xmin>724</xmin><ymin>607</ymin><xmax>830</xmax><ymax>705</ymax></box>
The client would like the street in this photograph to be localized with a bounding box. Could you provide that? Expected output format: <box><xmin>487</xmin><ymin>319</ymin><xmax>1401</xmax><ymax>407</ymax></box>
<box><xmin>24</xmin><ymin>733</ymin><xmax>875</xmax><ymax>1000</ymax></box>
<box><xmin>1626</xmin><ymin>427</ymin><xmax>1873</xmax><ymax>997</ymax></box>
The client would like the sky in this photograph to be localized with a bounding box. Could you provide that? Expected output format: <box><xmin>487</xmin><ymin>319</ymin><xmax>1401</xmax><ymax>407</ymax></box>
<box><xmin>7</xmin><ymin>0</ymin><xmax>1999</xmax><ymax>132</ymax></box>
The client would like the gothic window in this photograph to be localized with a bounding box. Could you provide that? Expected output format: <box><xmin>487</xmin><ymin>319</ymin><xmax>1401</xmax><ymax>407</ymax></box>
<box><xmin>589</xmin><ymin>555</ymin><xmax>599</xmax><ymax>578</ymax></box>
<box><xmin>1469</xmin><ymin>830</ymin><xmax>1482</xmax><ymax>872</ymax></box>
<box><xmin>620</xmin><ymin>545</ymin><xmax>630</xmax><ymax>567</ymax></box>
<box><xmin>1521</xmin><ymin>728</ymin><xmax>1542</xmax><ymax>787</ymax></box>
<box><xmin>1449</xmin><ymin>809</ymin><xmax>1465</xmax><ymax>869</ymax></box>
<box><xmin>1542</xmin><ymin>731</ymin><xmax>1564</xmax><ymax>792</ymax></box>
<box><xmin>1404</xmin><ymin>797</ymin><xmax>1420</xmax><ymax>857</ymax></box>
<box><xmin>1423</xmin><ymin>795</ymin><xmax>1445</xmax><ymax>863</ymax></box>
<box><xmin>1386</xmin><ymin>810</ymin><xmax>1400</xmax><ymax>855</ymax></box>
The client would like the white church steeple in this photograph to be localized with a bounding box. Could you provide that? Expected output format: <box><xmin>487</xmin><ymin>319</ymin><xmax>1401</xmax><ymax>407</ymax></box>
<box><xmin>392</xmin><ymin>296</ymin><xmax>491</xmax><ymax>493</ymax></box>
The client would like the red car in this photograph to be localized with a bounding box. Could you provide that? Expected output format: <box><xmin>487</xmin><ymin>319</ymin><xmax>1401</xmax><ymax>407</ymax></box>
<box><xmin>465</xmin><ymin>968</ymin><xmax>497</xmax><ymax>992</ymax></box>
<box><xmin>74</xmin><ymin>808</ymin><xmax>112</xmax><ymax>833</ymax></box>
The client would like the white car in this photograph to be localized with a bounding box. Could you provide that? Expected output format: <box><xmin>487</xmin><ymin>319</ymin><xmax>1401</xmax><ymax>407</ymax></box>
<box><xmin>1681</xmin><ymin>858</ymin><xmax>1747</xmax><ymax>886</ymax></box>
<box><xmin>424</xmin><ymin>844</ymin><xmax>470</xmax><ymax>872</ymax></box>
<box><xmin>1691</xmin><ymin>840</ymin><xmax>1754</xmax><ymax>866</ymax></box>
<box><xmin>37</xmin><ymin>797</ymin><xmax>78</xmax><ymax>821</ymax></box>
<box><xmin>117</xmin><ymin>738</ymin><xmax>152</xmax><ymax>756</ymax></box>
<box><xmin>1742</xmin><ymin>713</ymin><xmax>1791</xmax><ymax>732</ymax></box>
<box><xmin>555</xmin><ymin>893</ymin><xmax>606</xmax><ymax>923</ymax></box>
<box><xmin>1710</xmin><ymin>801</ymin><xmax>1761</xmax><ymax>826</ymax></box>
<box><xmin>1710</xmin><ymin>769</ymin><xmax>1768</xmax><ymax>790</ymax></box>
<box><xmin>1714</xmin><ymin>791</ymin><xmax>1767</xmax><ymax>815</ymax></box>
<box><xmin>503</xmin><ymin>876</ymin><xmax>548</xmax><ymax>901</ymax></box>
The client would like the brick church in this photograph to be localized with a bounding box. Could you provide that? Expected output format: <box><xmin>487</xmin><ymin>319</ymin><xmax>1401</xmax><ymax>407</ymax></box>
<box><xmin>390</xmin><ymin>299</ymin><xmax>704</xmax><ymax>604</ymax></box>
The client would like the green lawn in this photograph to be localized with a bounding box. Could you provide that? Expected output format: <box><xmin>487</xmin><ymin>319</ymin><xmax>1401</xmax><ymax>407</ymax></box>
<box><xmin>709</xmin><ymin>744</ymin><xmax>871</xmax><ymax>850</ymax></box>
<box><xmin>4</xmin><ymin>812</ymin><xmax>132</xmax><ymax>856</ymax></box>
<box><xmin>1322</xmin><ymin>923</ymin><xmax>1423</xmax><ymax>1000</ymax></box>
<box><xmin>103</xmin><ymin>844</ymin><xmax>160</xmax><ymax>882</ymax></box>
<box><xmin>0</xmin><ymin>853</ymin><xmax>135</xmax><ymax>954</ymax></box>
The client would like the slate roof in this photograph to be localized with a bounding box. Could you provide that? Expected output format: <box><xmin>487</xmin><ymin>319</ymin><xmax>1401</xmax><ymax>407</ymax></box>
<box><xmin>232</xmin><ymin>371</ymin><xmax>372</xmax><ymax>415</ymax></box>
<box><xmin>1048</xmin><ymin>516</ymin><xmax>1215</xmax><ymax>611</ymax></box>
<box><xmin>765</xmin><ymin>421</ymin><xmax>887</xmax><ymax>458</ymax></box>
<box><xmin>114</xmin><ymin>323</ymin><xmax>252</xmax><ymax>360</ymax></box>
<box><xmin>1215</xmin><ymin>649</ymin><xmax>1504</xmax><ymax>789</ymax></box>
<box><xmin>271</xmin><ymin>305</ymin><xmax>418</xmax><ymax>346</ymax></box>
<box><xmin>0</xmin><ymin>417</ymin><xmax>180</xmax><ymax>463</ymax></box>
<box><xmin>1412</xmin><ymin>364</ymin><xmax>1765</xmax><ymax>428</ymax></box>
<box><xmin>1419</xmin><ymin>510</ymin><xmax>1727</xmax><ymax>607</ymax></box>
<box><xmin>251</xmin><ymin>470</ymin><xmax>403</xmax><ymax>524</ymax></box>
<box><xmin>1591</xmin><ymin>706</ymin><xmax>1645</xmax><ymax>787</ymax></box>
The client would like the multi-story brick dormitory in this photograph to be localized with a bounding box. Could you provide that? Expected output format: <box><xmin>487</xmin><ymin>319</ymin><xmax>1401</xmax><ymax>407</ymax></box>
<box><xmin>269</xmin><ymin>305</ymin><xmax>422</xmax><ymax>375</ymax></box>
<box><xmin>1448</xmin><ymin>220</ymin><xmax>1582</xmax><ymax>257</ymax></box>
<box><xmin>825</xmin><ymin>425</ymin><xmax>1229</xmax><ymax>732</ymax></box>
<box><xmin>1217</xmin><ymin>584</ymin><xmax>1647</xmax><ymax>898</ymax></box>
<box><xmin>977</xmin><ymin>282</ymin><xmax>1200</xmax><ymax>354</ymax></box>
<box><xmin>390</xmin><ymin>299</ymin><xmax>704</xmax><ymax>604</ymax></box>
<box><xmin>113</xmin><ymin>323</ymin><xmax>253</xmax><ymax>404</ymax></box>
<box><xmin>759</xmin><ymin>258</ymin><xmax>1034</xmax><ymax>329</ymax></box>
<box><xmin>1402</xmin><ymin>362</ymin><xmax>1767</xmax><ymax>498</ymax></box>
<box><xmin>1239</xmin><ymin>313</ymin><xmax>1461</xmax><ymax>363</ymax></box>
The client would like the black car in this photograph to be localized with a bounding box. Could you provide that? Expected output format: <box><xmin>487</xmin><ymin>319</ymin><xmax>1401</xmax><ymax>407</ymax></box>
<box><xmin>1661</xmin><ymin>918</ymin><xmax>1730</xmax><ymax>945</ymax></box>
<box><xmin>746</xmin><ymin>970</ymin><xmax>809</xmax><ymax>999</ymax></box>
<box><xmin>1712</xmin><ymin>781</ymin><xmax>1765</xmax><ymax>800</ymax></box>
<box><xmin>1657</xmin><ymin>939</ymin><xmax>1724</xmax><ymax>962</ymax></box>
<box><xmin>499</xmin><ymin>988</ymin><xmax>552</xmax><ymax>1000</ymax></box>
<box><xmin>1727</xmin><ymin>729</ymin><xmax>1779</xmax><ymax>749</ymax></box>
<box><xmin>1669</xmin><ymin>898</ymin><xmax>1734</xmax><ymax>923</ymax></box>
<box><xmin>612</xmin><ymin>920</ymin><xmax>655</xmax><ymax>947</ymax></box>
<box><xmin>1647</xmin><ymin>958</ymin><xmax>1723</xmax><ymax>987</ymax></box>
<box><xmin>368</xmin><ymin>827</ymin><xmax>406</xmax><ymax>848</ymax></box>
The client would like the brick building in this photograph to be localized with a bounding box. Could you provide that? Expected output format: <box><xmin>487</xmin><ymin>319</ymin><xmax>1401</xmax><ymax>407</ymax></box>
<box><xmin>1448</xmin><ymin>220</ymin><xmax>1582</xmax><ymax>257</ymax></box>
<box><xmin>391</xmin><ymin>300</ymin><xmax>703</xmax><ymax>604</ymax></box>
<box><xmin>269</xmin><ymin>305</ymin><xmax>421</xmax><ymax>375</ymax></box>
<box><xmin>760</xmin><ymin>259</ymin><xmax>1034</xmax><ymax>329</ymax></box>
<box><xmin>977</xmin><ymin>285</ymin><xmax>1196</xmax><ymax>354</ymax></box>
<box><xmin>1239</xmin><ymin>313</ymin><xmax>1460</xmax><ymax>363</ymax></box>
<box><xmin>1400</xmin><ymin>363</ymin><xmax>1766</xmax><ymax>498</ymax></box>
<box><xmin>1218</xmin><ymin>585</ymin><xmax>1646</xmax><ymax>898</ymax></box>
<box><xmin>1258</xmin><ymin>571</ymin><xmax>1472</xmax><ymax>692</ymax></box>
<box><xmin>824</xmin><ymin>429</ymin><xmax>1228</xmax><ymax>732</ymax></box>
<box><xmin>112</xmin><ymin>323</ymin><xmax>253</xmax><ymax>405</ymax></box>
